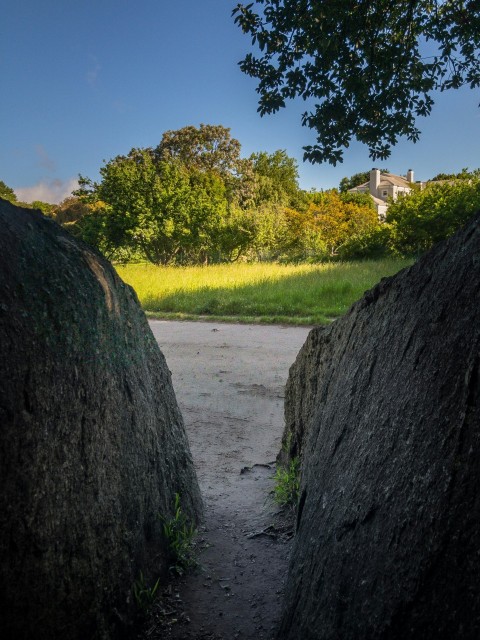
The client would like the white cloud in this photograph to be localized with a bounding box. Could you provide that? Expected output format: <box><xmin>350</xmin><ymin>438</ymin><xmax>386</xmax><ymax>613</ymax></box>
<box><xmin>15</xmin><ymin>178</ymin><xmax>79</xmax><ymax>204</ymax></box>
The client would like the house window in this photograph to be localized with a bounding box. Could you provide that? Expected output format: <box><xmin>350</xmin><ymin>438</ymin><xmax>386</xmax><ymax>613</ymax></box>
<box><xmin>382</xmin><ymin>190</ymin><xmax>388</xmax><ymax>196</ymax></box>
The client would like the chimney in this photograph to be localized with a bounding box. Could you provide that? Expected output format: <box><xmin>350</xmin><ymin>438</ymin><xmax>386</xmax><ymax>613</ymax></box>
<box><xmin>406</xmin><ymin>169</ymin><xmax>414</xmax><ymax>183</ymax></box>
<box><xmin>370</xmin><ymin>168</ymin><xmax>380</xmax><ymax>195</ymax></box>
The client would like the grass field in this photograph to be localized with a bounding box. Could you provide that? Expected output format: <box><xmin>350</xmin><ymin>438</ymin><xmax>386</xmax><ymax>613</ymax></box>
<box><xmin>116</xmin><ymin>259</ymin><xmax>413</xmax><ymax>325</ymax></box>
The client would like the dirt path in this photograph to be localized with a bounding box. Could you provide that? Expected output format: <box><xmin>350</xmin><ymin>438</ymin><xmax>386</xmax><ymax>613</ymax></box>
<box><xmin>147</xmin><ymin>320</ymin><xmax>310</xmax><ymax>640</ymax></box>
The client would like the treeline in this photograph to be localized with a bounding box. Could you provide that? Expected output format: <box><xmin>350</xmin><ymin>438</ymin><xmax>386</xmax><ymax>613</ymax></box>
<box><xmin>69</xmin><ymin>125</ymin><xmax>379</xmax><ymax>264</ymax></box>
<box><xmin>3</xmin><ymin>126</ymin><xmax>480</xmax><ymax>264</ymax></box>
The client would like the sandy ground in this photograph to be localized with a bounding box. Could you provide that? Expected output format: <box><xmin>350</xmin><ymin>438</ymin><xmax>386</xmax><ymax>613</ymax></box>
<box><xmin>145</xmin><ymin>320</ymin><xmax>311</xmax><ymax>640</ymax></box>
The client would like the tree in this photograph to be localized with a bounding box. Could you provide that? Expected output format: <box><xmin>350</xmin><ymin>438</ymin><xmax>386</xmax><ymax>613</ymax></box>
<box><xmin>339</xmin><ymin>191</ymin><xmax>376</xmax><ymax>209</ymax></box>
<box><xmin>250</xmin><ymin>149</ymin><xmax>302</xmax><ymax>206</ymax></box>
<box><xmin>310</xmin><ymin>190</ymin><xmax>379</xmax><ymax>256</ymax></box>
<box><xmin>0</xmin><ymin>180</ymin><xmax>17</xmax><ymax>203</ymax></box>
<box><xmin>155</xmin><ymin>124</ymin><xmax>242</xmax><ymax>175</ymax></box>
<box><xmin>279</xmin><ymin>206</ymin><xmax>328</xmax><ymax>260</ymax></box>
<box><xmin>181</xmin><ymin>168</ymin><xmax>230</xmax><ymax>263</ymax></box>
<box><xmin>210</xmin><ymin>204</ymin><xmax>257</xmax><ymax>262</ymax></box>
<box><xmin>233</xmin><ymin>1</ymin><xmax>480</xmax><ymax>164</ymax></box>
<box><xmin>387</xmin><ymin>179</ymin><xmax>480</xmax><ymax>254</ymax></box>
<box><xmin>76</xmin><ymin>148</ymin><xmax>230</xmax><ymax>265</ymax></box>
<box><xmin>155</xmin><ymin>124</ymin><xmax>258</xmax><ymax>208</ymax></box>
<box><xmin>54</xmin><ymin>196</ymin><xmax>89</xmax><ymax>225</ymax></box>
<box><xmin>429</xmin><ymin>167</ymin><xmax>480</xmax><ymax>181</ymax></box>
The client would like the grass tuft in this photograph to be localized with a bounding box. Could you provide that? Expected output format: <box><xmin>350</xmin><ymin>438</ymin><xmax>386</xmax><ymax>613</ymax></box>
<box><xmin>161</xmin><ymin>493</ymin><xmax>197</xmax><ymax>575</ymax></box>
<box><xmin>274</xmin><ymin>458</ymin><xmax>300</xmax><ymax>508</ymax></box>
<box><xmin>133</xmin><ymin>571</ymin><xmax>160</xmax><ymax>613</ymax></box>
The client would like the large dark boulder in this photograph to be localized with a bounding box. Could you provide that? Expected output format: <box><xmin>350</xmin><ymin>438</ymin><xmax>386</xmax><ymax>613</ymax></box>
<box><xmin>279</xmin><ymin>214</ymin><xmax>480</xmax><ymax>639</ymax></box>
<box><xmin>0</xmin><ymin>200</ymin><xmax>202</xmax><ymax>639</ymax></box>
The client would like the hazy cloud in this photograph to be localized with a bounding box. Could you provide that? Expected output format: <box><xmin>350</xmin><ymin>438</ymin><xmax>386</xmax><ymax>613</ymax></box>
<box><xmin>35</xmin><ymin>144</ymin><xmax>56</xmax><ymax>171</ymax></box>
<box><xmin>15</xmin><ymin>178</ymin><xmax>79</xmax><ymax>204</ymax></box>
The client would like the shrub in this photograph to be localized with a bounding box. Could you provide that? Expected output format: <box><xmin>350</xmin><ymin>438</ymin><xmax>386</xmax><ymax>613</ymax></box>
<box><xmin>337</xmin><ymin>225</ymin><xmax>392</xmax><ymax>259</ymax></box>
<box><xmin>387</xmin><ymin>179</ymin><xmax>480</xmax><ymax>255</ymax></box>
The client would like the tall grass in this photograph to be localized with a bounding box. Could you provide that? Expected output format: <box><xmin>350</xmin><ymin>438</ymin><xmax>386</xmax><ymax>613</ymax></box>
<box><xmin>116</xmin><ymin>259</ymin><xmax>412</xmax><ymax>325</ymax></box>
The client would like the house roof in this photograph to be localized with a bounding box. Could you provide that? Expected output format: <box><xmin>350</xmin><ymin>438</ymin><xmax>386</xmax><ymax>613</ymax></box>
<box><xmin>371</xmin><ymin>195</ymin><xmax>387</xmax><ymax>207</ymax></box>
<box><xmin>349</xmin><ymin>181</ymin><xmax>369</xmax><ymax>190</ymax></box>
<box><xmin>348</xmin><ymin>172</ymin><xmax>412</xmax><ymax>192</ymax></box>
<box><xmin>379</xmin><ymin>173</ymin><xmax>411</xmax><ymax>188</ymax></box>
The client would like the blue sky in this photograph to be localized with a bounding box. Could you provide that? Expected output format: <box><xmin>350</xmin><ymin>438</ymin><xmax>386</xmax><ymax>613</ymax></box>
<box><xmin>2</xmin><ymin>0</ymin><xmax>479</xmax><ymax>203</ymax></box>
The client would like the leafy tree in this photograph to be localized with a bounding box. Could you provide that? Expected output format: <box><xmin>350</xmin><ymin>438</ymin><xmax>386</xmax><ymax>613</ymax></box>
<box><xmin>77</xmin><ymin>148</ymin><xmax>160</xmax><ymax>258</ymax></box>
<box><xmin>337</xmin><ymin>225</ymin><xmax>392</xmax><ymax>260</ymax></box>
<box><xmin>255</xmin><ymin>190</ymin><xmax>380</xmax><ymax>261</ymax></box>
<box><xmin>0</xmin><ymin>180</ymin><xmax>17</xmax><ymax>203</ymax></box>
<box><xmin>155</xmin><ymin>124</ymin><xmax>242</xmax><ymax>175</ymax></box>
<box><xmin>181</xmin><ymin>168</ymin><xmax>229</xmax><ymax>263</ymax></box>
<box><xmin>280</xmin><ymin>206</ymin><xmax>327</xmax><ymax>260</ymax></box>
<box><xmin>339</xmin><ymin>191</ymin><xmax>376</xmax><ymax>210</ymax></box>
<box><xmin>70</xmin><ymin>206</ymin><xmax>116</xmax><ymax>257</ymax></box>
<box><xmin>54</xmin><ymin>196</ymin><xmax>90</xmax><ymax>224</ymax></box>
<box><xmin>233</xmin><ymin>1</ymin><xmax>480</xmax><ymax>164</ymax></box>
<box><xmin>339</xmin><ymin>169</ymin><xmax>389</xmax><ymax>193</ymax></box>
<box><xmin>155</xmin><ymin>124</ymin><xmax>258</xmax><ymax>209</ymax></box>
<box><xmin>250</xmin><ymin>203</ymin><xmax>289</xmax><ymax>259</ymax></box>
<box><xmin>211</xmin><ymin>204</ymin><xmax>256</xmax><ymax>262</ymax></box>
<box><xmin>387</xmin><ymin>179</ymin><xmax>480</xmax><ymax>255</ymax></box>
<box><xmin>250</xmin><ymin>149</ymin><xmax>303</xmax><ymax>207</ymax></box>
<box><xmin>228</xmin><ymin>157</ymin><xmax>258</xmax><ymax>208</ymax></box>
<box><xmin>310</xmin><ymin>191</ymin><xmax>379</xmax><ymax>256</ymax></box>
<box><xmin>76</xmin><ymin>148</ymin><xmax>230</xmax><ymax>265</ymax></box>
<box><xmin>429</xmin><ymin>167</ymin><xmax>480</xmax><ymax>181</ymax></box>
<box><xmin>242</xmin><ymin>149</ymin><xmax>309</xmax><ymax>260</ymax></box>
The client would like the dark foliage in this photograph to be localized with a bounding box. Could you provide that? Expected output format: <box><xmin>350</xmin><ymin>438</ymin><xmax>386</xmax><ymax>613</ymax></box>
<box><xmin>234</xmin><ymin>1</ymin><xmax>480</xmax><ymax>164</ymax></box>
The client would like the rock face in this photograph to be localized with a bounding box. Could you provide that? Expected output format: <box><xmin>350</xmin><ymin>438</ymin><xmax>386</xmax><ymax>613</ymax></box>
<box><xmin>0</xmin><ymin>200</ymin><xmax>202</xmax><ymax>639</ymax></box>
<box><xmin>279</xmin><ymin>214</ymin><xmax>480</xmax><ymax>639</ymax></box>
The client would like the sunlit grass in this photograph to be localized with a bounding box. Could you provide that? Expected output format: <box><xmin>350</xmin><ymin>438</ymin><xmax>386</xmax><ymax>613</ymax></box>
<box><xmin>116</xmin><ymin>259</ymin><xmax>412</xmax><ymax>325</ymax></box>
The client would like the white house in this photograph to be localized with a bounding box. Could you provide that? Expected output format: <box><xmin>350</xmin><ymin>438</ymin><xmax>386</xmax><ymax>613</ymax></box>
<box><xmin>348</xmin><ymin>168</ymin><xmax>415</xmax><ymax>219</ymax></box>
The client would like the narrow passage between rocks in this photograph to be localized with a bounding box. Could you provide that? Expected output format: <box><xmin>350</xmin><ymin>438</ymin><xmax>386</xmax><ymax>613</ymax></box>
<box><xmin>146</xmin><ymin>321</ymin><xmax>310</xmax><ymax>640</ymax></box>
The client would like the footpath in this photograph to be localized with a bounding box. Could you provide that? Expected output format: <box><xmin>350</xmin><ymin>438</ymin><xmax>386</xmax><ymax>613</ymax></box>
<box><xmin>145</xmin><ymin>320</ymin><xmax>310</xmax><ymax>640</ymax></box>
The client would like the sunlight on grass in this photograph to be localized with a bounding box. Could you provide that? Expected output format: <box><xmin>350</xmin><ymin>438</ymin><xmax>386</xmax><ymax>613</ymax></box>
<box><xmin>116</xmin><ymin>260</ymin><xmax>412</xmax><ymax>325</ymax></box>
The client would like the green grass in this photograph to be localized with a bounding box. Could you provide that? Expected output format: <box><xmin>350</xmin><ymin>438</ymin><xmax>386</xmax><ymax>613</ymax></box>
<box><xmin>133</xmin><ymin>571</ymin><xmax>160</xmax><ymax>613</ymax></box>
<box><xmin>116</xmin><ymin>259</ymin><xmax>412</xmax><ymax>325</ymax></box>
<box><xmin>274</xmin><ymin>458</ymin><xmax>300</xmax><ymax>508</ymax></box>
<box><xmin>161</xmin><ymin>493</ymin><xmax>197</xmax><ymax>575</ymax></box>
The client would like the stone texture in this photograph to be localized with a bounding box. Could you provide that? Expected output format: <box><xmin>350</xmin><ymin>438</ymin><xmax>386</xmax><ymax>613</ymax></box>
<box><xmin>279</xmin><ymin>213</ymin><xmax>480</xmax><ymax>639</ymax></box>
<box><xmin>0</xmin><ymin>200</ymin><xmax>202</xmax><ymax>639</ymax></box>
<box><xmin>278</xmin><ymin>324</ymin><xmax>329</xmax><ymax>467</ymax></box>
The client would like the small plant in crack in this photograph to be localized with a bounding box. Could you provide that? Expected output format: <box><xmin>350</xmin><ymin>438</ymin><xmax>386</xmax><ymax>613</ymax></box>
<box><xmin>161</xmin><ymin>492</ymin><xmax>197</xmax><ymax>575</ymax></box>
<box><xmin>133</xmin><ymin>571</ymin><xmax>160</xmax><ymax>613</ymax></box>
<box><xmin>273</xmin><ymin>457</ymin><xmax>300</xmax><ymax>508</ymax></box>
